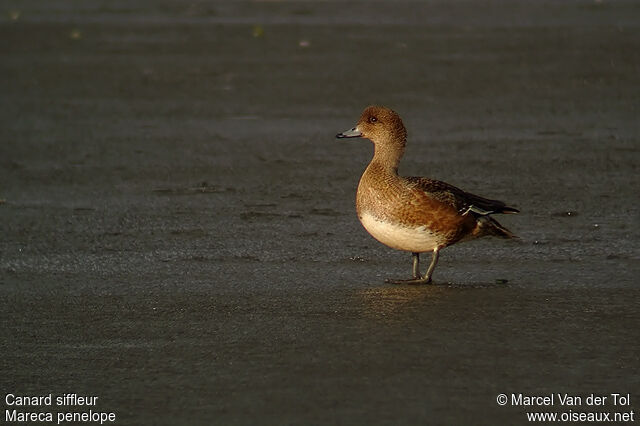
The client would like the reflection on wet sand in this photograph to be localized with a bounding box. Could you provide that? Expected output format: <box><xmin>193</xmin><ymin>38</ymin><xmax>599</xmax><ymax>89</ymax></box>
<box><xmin>355</xmin><ymin>282</ymin><xmax>512</xmax><ymax>320</ymax></box>
<box><xmin>355</xmin><ymin>284</ymin><xmax>447</xmax><ymax>319</ymax></box>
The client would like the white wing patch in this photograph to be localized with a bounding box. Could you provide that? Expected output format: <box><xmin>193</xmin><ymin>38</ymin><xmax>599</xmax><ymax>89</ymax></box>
<box><xmin>460</xmin><ymin>204</ymin><xmax>492</xmax><ymax>216</ymax></box>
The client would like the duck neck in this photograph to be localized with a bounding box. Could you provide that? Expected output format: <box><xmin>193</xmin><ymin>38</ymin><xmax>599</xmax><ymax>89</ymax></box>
<box><xmin>371</xmin><ymin>140</ymin><xmax>405</xmax><ymax>175</ymax></box>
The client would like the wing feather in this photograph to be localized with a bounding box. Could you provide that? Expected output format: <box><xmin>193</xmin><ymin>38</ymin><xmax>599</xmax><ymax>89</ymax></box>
<box><xmin>404</xmin><ymin>177</ymin><xmax>519</xmax><ymax>216</ymax></box>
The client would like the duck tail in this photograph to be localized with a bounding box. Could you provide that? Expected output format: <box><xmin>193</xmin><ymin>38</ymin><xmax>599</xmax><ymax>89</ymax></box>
<box><xmin>478</xmin><ymin>216</ymin><xmax>518</xmax><ymax>239</ymax></box>
<box><xmin>499</xmin><ymin>206</ymin><xmax>520</xmax><ymax>214</ymax></box>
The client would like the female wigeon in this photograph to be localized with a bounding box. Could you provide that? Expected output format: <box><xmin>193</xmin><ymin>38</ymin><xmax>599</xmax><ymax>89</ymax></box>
<box><xmin>337</xmin><ymin>105</ymin><xmax>519</xmax><ymax>284</ymax></box>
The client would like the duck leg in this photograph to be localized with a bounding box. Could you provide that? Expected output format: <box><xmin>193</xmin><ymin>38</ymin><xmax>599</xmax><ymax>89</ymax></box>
<box><xmin>385</xmin><ymin>249</ymin><xmax>439</xmax><ymax>285</ymax></box>
<box><xmin>422</xmin><ymin>248</ymin><xmax>440</xmax><ymax>283</ymax></box>
<box><xmin>411</xmin><ymin>252</ymin><xmax>420</xmax><ymax>278</ymax></box>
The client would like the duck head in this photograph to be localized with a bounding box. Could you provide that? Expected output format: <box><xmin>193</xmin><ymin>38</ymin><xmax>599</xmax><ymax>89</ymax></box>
<box><xmin>336</xmin><ymin>105</ymin><xmax>407</xmax><ymax>151</ymax></box>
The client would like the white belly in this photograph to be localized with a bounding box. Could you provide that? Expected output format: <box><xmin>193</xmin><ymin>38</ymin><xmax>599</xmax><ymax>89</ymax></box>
<box><xmin>359</xmin><ymin>211</ymin><xmax>443</xmax><ymax>252</ymax></box>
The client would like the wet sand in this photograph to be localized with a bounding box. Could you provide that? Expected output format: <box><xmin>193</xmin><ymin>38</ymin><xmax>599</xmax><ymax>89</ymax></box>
<box><xmin>1</xmin><ymin>1</ymin><xmax>639</xmax><ymax>424</ymax></box>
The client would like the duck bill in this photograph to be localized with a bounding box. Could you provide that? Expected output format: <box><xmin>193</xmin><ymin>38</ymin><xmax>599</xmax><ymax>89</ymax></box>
<box><xmin>336</xmin><ymin>127</ymin><xmax>362</xmax><ymax>139</ymax></box>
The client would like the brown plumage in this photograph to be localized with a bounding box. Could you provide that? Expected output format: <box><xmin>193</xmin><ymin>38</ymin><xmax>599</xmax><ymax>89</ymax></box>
<box><xmin>337</xmin><ymin>105</ymin><xmax>519</xmax><ymax>284</ymax></box>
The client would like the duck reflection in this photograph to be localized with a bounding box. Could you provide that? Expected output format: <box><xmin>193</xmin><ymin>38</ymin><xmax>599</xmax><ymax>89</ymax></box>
<box><xmin>354</xmin><ymin>281</ymin><xmax>507</xmax><ymax>321</ymax></box>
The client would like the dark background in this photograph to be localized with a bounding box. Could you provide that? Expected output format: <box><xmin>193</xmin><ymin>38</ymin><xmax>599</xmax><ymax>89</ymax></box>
<box><xmin>1</xmin><ymin>1</ymin><xmax>638</xmax><ymax>424</ymax></box>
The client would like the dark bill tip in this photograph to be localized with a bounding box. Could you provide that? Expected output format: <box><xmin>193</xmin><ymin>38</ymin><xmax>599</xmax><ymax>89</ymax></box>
<box><xmin>336</xmin><ymin>127</ymin><xmax>362</xmax><ymax>139</ymax></box>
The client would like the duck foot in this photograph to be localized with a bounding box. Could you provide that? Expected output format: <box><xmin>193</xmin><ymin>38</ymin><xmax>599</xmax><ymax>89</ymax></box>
<box><xmin>384</xmin><ymin>277</ymin><xmax>432</xmax><ymax>285</ymax></box>
<box><xmin>384</xmin><ymin>250</ymin><xmax>440</xmax><ymax>286</ymax></box>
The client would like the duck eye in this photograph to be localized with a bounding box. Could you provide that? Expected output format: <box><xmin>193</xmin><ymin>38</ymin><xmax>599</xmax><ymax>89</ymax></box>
<box><xmin>369</xmin><ymin>116</ymin><xmax>377</xmax><ymax>123</ymax></box>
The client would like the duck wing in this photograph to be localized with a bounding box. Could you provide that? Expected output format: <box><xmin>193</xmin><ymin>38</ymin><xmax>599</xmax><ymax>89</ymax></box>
<box><xmin>404</xmin><ymin>177</ymin><xmax>519</xmax><ymax>216</ymax></box>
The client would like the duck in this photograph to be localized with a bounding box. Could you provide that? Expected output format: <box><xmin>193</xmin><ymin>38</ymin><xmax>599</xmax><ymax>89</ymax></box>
<box><xmin>336</xmin><ymin>105</ymin><xmax>519</xmax><ymax>284</ymax></box>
